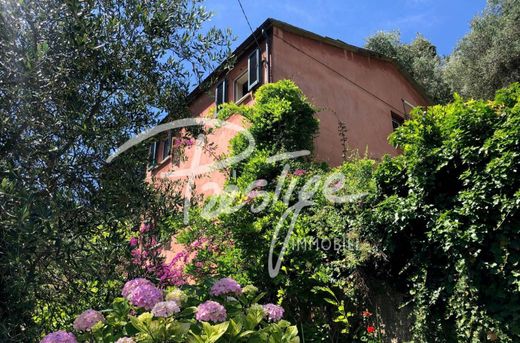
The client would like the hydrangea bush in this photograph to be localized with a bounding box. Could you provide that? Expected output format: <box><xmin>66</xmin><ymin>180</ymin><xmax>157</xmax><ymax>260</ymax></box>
<box><xmin>41</xmin><ymin>277</ymin><xmax>299</xmax><ymax>342</ymax></box>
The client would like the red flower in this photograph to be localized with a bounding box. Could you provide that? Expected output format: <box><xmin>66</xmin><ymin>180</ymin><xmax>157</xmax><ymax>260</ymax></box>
<box><xmin>367</xmin><ymin>326</ymin><xmax>376</xmax><ymax>334</ymax></box>
<box><xmin>362</xmin><ymin>310</ymin><xmax>372</xmax><ymax>317</ymax></box>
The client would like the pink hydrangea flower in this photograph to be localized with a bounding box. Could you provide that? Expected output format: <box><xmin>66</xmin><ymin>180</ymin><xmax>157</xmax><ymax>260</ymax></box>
<box><xmin>128</xmin><ymin>283</ymin><xmax>163</xmax><ymax>310</ymax></box>
<box><xmin>129</xmin><ymin>237</ymin><xmax>138</xmax><ymax>246</ymax></box>
<box><xmin>293</xmin><ymin>169</ymin><xmax>306</xmax><ymax>176</ymax></box>
<box><xmin>151</xmin><ymin>301</ymin><xmax>181</xmax><ymax>317</ymax></box>
<box><xmin>210</xmin><ymin>277</ymin><xmax>242</xmax><ymax>296</ymax></box>
<box><xmin>195</xmin><ymin>301</ymin><xmax>227</xmax><ymax>323</ymax></box>
<box><xmin>115</xmin><ymin>338</ymin><xmax>136</xmax><ymax>343</ymax></box>
<box><xmin>73</xmin><ymin>309</ymin><xmax>105</xmax><ymax>331</ymax></box>
<box><xmin>40</xmin><ymin>331</ymin><xmax>78</xmax><ymax>343</ymax></box>
<box><xmin>122</xmin><ymin>278</ymin><xmax>154</xmax><ymax>298</ymax></box>
<box><xmin>262</xmin><ymin>304</ymin><xmax>284</xmax><ymax>322</ymax></box>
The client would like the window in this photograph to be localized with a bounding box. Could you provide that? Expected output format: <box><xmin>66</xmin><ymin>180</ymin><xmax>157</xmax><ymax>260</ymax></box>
<box><xmin>148</xmin><ymin>141</ymin><xmax>158</xmax><ymax>168</ymax></box>
<box><xmin>162</xmin><ymin>131</ymin><xmax>172</xmax><ymax>161</ymax></box>
<box><xmin>248</xmin><ymin>48</ymin><xmax>261</xmax><ymax>91</ymax></box>
<box><xmin>215</xmin><ymin>79</ymin><xmax>227</xmax><ymax>108</ymax></box>
<box><xmin>234</xmin><ymin>71</ymin><xmax>249</xmax><ymax>102</ymax></box>
<box><xmin>391</xmin><ymin>112</ymin><xmax>404</xmax><ymax>131</ymax></box>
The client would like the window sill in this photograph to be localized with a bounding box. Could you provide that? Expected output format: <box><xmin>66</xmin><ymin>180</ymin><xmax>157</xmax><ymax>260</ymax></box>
<box><xmin>158</xmin><ymin>155</ymin><xmax>171</xmax><ymax>167</ymax></box>
<box><xmin>235</xmin><ymin>92</ymin><xmax>252</xmax><ymax>105</ymax></box>
<box><xmin>148</xmin><ymin>156</ymin><xmax>171</xmax><ymax>172</ymax></box>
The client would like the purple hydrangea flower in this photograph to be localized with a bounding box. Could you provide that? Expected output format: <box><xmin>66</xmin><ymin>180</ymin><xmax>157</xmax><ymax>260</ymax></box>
<box><xmin>262</xmin><ymin>304</ymin><xmax>284</xmax><ymax>322</ymax></box>
<box><xmin>40</xmin><ymin>331</ymin><xmax>78</xmax><ymax>343</ymax></box>
<box><xmin>73</xmin><ymin>309</ymin><xmax>105</xmax><ymax>331</ymax></box>
<box><xmin>128</xmin><ymin>283</ymin><xmax>163</xmax><ymax>310</ymax></box>
<box><xmin>122</xmin><ymin>278</ymin><xmax>154</xmax><ymax>299</ymax></box>
<box><xmin>151</xmin><ymin>300</ymin><xmax>181</xmax><ymax>317</ymax></box>
<box><xmin>195</xmin><ymin>301</ymin><xmax>227</xmax><ymax>323</ymax></box>
<box><xmin>115</xmin><ymin>337</ymin><xmax>136</xmax><ymax>343</ymax></box>
<box><xmin>210</xmin><ymin>277</ymin><xmax>242</xmax><ymax>296</ymax></box>
<box><xmin>129</xmin><ymin>237</ymin><xmax>138</xmax><ymax>246</ymax></box>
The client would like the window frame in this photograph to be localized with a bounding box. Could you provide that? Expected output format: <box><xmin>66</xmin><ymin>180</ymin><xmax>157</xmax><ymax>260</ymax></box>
<box><xmin>234</xmin><ymin>70</ymin><xmax>249</xmax><ymax>104</ymax></box>
<box><xmin>215</xmin><ymin>79</ymin><xmax>227</xmax><ymax>109</ymax></box>
<box><xmin>148</xmin><ymin>141</ymin><xmax>158</xmax><ymax>169</ymax></box>
<box><xmin>161</xmin><ymin>130</ymin><xmax>172</xmax><ymax>162</ymax></box>
<box><xmin>391</xmin><ymin>111</ymin><xmax>405</xmax><ymax>131</ymax></box>
<box><xmin>247</xmin><ymin>48</ymin><xmax>261</xmax><ymax>91</ymax></box>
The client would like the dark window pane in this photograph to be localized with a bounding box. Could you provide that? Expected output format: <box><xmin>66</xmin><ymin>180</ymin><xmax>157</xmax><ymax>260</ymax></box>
<box><xmin>391</xmin><ymin>112</ymin><xmax>404</xmax><ymax>131</ymax></box>
<box><xmin>248</xmin><ymin>49</ymin><xmax>260</xmax><ymax>90</ymax></box>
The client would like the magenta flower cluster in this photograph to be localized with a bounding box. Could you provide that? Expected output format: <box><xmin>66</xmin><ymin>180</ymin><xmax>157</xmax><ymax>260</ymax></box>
<box><xmin>122</xmin><ymin>278</ymin><xmax>163</xmax><ymax>310</ymax></box>
<box><xmin>40</xmin><ymin>331</ymin><xmax>78</xmax><ymax>343</ymax></box>
<box><xmin>173</xmin><ymin>137</ymin><xmax>195</xmax><ymax>147</ymax></box>
<box><xmin>195</xmin><ymin>300</ymin><xmax>227</xmax><ymax>323</ymax></box>
<box><xmin>151</xmin><ymin>301</ymin><xmax>181</xmax><ymax>317</ymax></box>
<box><xmin>72</xmin><ymin>309</ymin><xmax>105</xmax><ymax>331</ymax></box>
<box><xmin>293</xmin><ymin>169</ymin><xmax>306</xmax><ymax>176</ymax></box>
<box><xmin>210</xmin><ymin>277</ymin><xmax>242</xmax><ymax>296</ymax></box>
<box><xmin>262</xmin><ymin>303</ymin><xmax>284</xmax><ymax>322</ymax></box>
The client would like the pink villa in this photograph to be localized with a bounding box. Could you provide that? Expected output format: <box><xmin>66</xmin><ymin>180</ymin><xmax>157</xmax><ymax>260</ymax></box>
<box><xmin>146</xmin><ymin>18</ymin><xmax>429</xmax><ymax>194</ymax></box>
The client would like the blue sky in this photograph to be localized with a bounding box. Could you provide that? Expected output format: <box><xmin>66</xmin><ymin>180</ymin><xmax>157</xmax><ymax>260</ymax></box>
<box><xmin>204</xmin><ymin>0</ymin><xmax>487</xmax><ymax>56</ymax></box>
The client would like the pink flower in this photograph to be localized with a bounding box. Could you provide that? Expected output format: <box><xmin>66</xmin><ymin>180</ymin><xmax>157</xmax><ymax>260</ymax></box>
<box><xmin>140</xmin><ymin>223</ymin><xmax>151</xmax><ymax>233</ymax></box>
<box><xmin>262</xmin><ymin>304</ymin><xmax>284</xmax><ymax>322</ymax></box>
<box><xmin>128</xmin><ymin>283</ymin><xmax>163</xmax><ymax>310</ymax></box>
<box><xmin>195</xmin><ymin>301</ymin><xmax>227</xmax><ymax>323</ymax></box>
<box><xmin>122</xmin><ymin>278</ymin><xmax>154</xmax><ymax>298</ymax></box>
<box><xmin>129</xmin><ymin>237</ymin><xmax>138</xmax><ymax>247</ymax></box>
<box><xmin>73</xmin><ymin>309</ymin><xmax>105</xmax><ymax>331</ymax></box>
<box><xmin>210</xmin><ymin>277</ymin><xmax>242</xmax><ymax>296</ymax></box>
<box><xmin>40</xmin><ymin>331</ymin><xmax>78</xmax><ymax>343</ymax></box>
<box><xmin>115</xmin><ymin>338</ymin><xmax>136</xmax><ymax>343</ymax></box>
<box><xmin>293</xmin><ymin>169</ymin><xmax>306</xmax><ymax>176</ymax></box>
<box><xmin>151</xmin><ymin>301</ymin><xmax>181</xmax><ymax>317</ymax></box>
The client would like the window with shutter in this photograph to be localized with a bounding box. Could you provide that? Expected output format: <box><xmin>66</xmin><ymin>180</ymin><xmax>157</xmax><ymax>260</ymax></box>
<box><xmin>148</xmin><ymin>141</ymin><xmax>158</xmax><ymax>169</ymax></box>
<box><xmin>215</xmin><ymin>79</ymin><xmax>227</xmax><ymax>108</ymax></box>
<box><xmin>162</xmin><ymin>131</ymin><xmax>172</xmax><ymax>161</ymax></box>
<box><xmin>248</xmin><ymin>49</ymin><xmax>261</xmax><ymax>91</ymax></box>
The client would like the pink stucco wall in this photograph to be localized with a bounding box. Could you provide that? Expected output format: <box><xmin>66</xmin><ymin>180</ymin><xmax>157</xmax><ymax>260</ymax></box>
<box><xmin>147</xmin><ymin>23</ymin><xmax>428</xmax><ymax>193</ymax></box>
<box><xmin>146</xmin><ymin>43</ymin><xmax>267</xmax><ymax>196</ymax></box>
<box><xmin>271</xmin><ymin>26</ymin><xmax>428</xmax><ymax>165</ymax></box>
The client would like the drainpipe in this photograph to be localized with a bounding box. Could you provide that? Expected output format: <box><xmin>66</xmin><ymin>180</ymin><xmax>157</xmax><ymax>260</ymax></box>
<box><xmin>262</xmin><ymin>28</ymin><xmax>272</xmax><ymax>83</ymax></box>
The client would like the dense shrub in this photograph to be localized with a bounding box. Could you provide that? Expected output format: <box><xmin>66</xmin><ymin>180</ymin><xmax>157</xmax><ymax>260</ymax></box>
<box><xmin>41</xmin><ymin>277</ymin><xmax>300</xmax><ymax>343</ymax></box>
<box><xmin>359</xmin><ymin>83</ymin><xmax>520</xmax><ymax>341</ymax></box>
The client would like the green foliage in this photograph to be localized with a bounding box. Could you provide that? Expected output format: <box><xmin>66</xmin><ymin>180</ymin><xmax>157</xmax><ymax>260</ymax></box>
<box><xmin>365</xmin><ymin>31</ymin><xmax>451</xmax><ymax>104</ymax></box>
<box><xmin>219</xmin><ymin>80</ymin><xmax>319</xmax><ymax>174</ymax></box>
<box><xmin>361</xmin><ymin>83</ymin><xmax>520</xmax><ymax>341</ymax></box>
<box><xmin>47</xmin><ymin>280</ymin><xmax>300</xmax><ymax>343</ymax></box>
<box><xmin>445</xmin><ymin>0</ymin><xmax>520</xmax><ymax>100</ymax></box>
<box><xmin>0</xmin><ymin>0</ymin><xmax>231</xmax><ymax>340</ymax></box>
